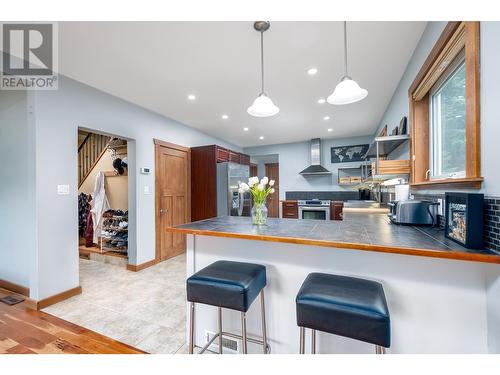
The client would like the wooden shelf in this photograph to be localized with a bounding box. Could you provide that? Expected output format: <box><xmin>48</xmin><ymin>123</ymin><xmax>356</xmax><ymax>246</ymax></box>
<box><xmin>364</xmin><ymin>135</ymin><xmax>410</xmax><ymax>158</ymax></box>
<box><xmin>371</xmin><ymin>159</ymin><xmax>411</xmax><ymax>175</ymax></box>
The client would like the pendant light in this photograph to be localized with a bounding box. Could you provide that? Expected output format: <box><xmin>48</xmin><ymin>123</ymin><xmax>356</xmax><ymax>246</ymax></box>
<box><xmin>247</xmin><ymin>21</ymin><xmax>279</xmax><ymax>117</ymax></box>
<box><xmin>327</xmin><ymin>22</ymin><xmax>368</xmax><ymax>105</ymax></box>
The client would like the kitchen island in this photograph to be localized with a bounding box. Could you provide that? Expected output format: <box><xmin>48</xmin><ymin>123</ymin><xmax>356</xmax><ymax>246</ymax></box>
<box><xmin>168</xmin><ymin>213</ymin><xmax>500</xmax><ymax>353</ymax></box>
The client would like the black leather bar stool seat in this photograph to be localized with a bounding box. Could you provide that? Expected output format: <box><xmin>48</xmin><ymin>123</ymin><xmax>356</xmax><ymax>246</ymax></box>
<box><xmin>296</xmin><ymin>273</ymin><xmax>390</xmax><ymax>353</ymax></box>
<box><xmin>187</xmin><ymin>260</ymin><xmax>269</xmax><ymax>354</ymax></box>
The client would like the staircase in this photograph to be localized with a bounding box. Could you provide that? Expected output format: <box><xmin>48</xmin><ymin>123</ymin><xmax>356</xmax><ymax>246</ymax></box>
<box><xmin>78</xmin><ymin>132</ymin><xmax>111</xmax><ymax>187</ymax></box>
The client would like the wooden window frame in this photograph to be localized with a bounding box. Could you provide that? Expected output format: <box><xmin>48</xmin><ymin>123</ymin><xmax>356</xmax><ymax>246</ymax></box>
<box><xmin>409</xmin><ymin>21</ymin><xmax>482</xmax><ymax>189</ymax></box>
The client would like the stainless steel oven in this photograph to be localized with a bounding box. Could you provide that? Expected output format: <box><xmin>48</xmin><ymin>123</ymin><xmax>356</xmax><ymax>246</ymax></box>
<box><xmin>298</xmin><ymin>200</ymin><xmax>331</xmax><ymax>220</ymax></box>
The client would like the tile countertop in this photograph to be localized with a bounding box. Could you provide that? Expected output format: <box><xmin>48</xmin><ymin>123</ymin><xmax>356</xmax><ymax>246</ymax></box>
<box><xmin>168</xmin><ymin>213</ymin><xmax>500</xmax><ymax>264</ymax></box>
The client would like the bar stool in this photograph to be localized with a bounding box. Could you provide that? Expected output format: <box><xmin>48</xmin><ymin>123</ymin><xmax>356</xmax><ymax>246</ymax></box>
<box><xmin>296</xmin><ymin>273</ymin><xmax>390</xmax><ymax>354</ymax></box>
<box><xmin>187</xmin><ymin>260</ymin><xmax>269</xmax><ymax>354</ymax></box>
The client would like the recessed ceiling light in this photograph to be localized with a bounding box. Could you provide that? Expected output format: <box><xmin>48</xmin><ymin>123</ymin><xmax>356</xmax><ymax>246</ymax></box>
<box><xmin>187</xmin><ymin>94</ymin><xmax>196</xmax><ymax>101</ymax></box>
<box><xmin>317</xmin><ymin>98</ymin><xmax>326</xmax><ymax>104</ymax></box>
<box><xmin>243</xmin><ymin>127</ymin><xmax>249</xmax><ymax>131</ymax></box>
<box><xmin>259</xmin><ymin>136</ymin><xmax>264</xmax><ymax>140</ymax></box>
<box><xmin>323</xmin><ymin>116</ymin><xmax>331</xmax><ymax>121</ymax></box>
<box><xmin>221</xmin><ymin>114</ymin><xmax>229</xmax><ymax>120</ymax></box>
<box><xmin>307</xmin><ymin>67</ymin><xmax>318</xmax><ymax>76</ymax></box>
<box><xmin>328</xmin><ymin>128</ymin><xmax>333</xmax><ymax>132</ymax></box>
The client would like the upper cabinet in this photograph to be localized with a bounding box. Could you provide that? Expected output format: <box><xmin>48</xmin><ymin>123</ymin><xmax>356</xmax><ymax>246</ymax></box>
<box><xmin>214</xmin><ymin>146</ymin><xmax>249</xmax><ymax>165</ymax></box>
<box><xmin>191</xmin><ymin>145</ymin><xmax>251</xmax><ymax>221</ymax></box>
<box><xmin>216</xmin><ymin>147</ymin><xmax>230</xmax><ymax>163</ymax></box>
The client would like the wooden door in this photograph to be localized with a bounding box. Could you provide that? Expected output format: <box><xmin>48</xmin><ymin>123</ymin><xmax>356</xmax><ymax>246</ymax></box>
<box><xmin>155</xmin><ymin>140</ymin><xmax>191</xmax><ymax>262</ymax></box>
<box><xmin>265</xmin><ymin>163</ymin><xmax>279</xmax><ymax>218</ymax></box>
<box><xmin>250</xmin><ymin>163</ymin><xmax>258</xmax><ymax>178</ymax></box>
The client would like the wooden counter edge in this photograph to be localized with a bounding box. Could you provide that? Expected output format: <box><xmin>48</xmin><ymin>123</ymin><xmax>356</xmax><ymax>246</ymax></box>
<box><xmin>167</xmin><ymin>226</ymin><xmax>500</xmax><ymax>265</ymax></box>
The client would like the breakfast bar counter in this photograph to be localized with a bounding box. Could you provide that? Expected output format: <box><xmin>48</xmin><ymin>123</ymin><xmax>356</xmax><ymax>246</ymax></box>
<box><xmin>168</xmin><ymin>214</ymin><xmax>500</xmax><ymax>354</ymax></box>
<box><xmin>170</xmin><ymin>213</ymin><xmax>500</xmax><ymax>264</ymax></box>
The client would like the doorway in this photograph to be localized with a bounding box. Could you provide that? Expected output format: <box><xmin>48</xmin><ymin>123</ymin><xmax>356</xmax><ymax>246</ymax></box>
<box><xmin>78</xmin><ymin>129</ymin><xmax>129</xmax><ymax>264</ymax></box>
<box><xmin>44</xmin><ymin>133</ymin><xmax>189</xmax><ymax>354</ymax></box>
<box><xmin>155</xmin><ymin>139</ymin><xmax>191</xmax><ymax>262</ymax></box>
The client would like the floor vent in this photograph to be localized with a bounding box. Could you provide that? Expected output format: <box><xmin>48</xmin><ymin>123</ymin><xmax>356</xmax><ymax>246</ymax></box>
<box><xmin>205</xmin><ymin>331</ymin><xmax>239</xmax><ymax>353</ymax></box>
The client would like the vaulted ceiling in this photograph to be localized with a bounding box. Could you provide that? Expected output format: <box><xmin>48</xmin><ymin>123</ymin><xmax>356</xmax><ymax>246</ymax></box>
<box><xmin>58</xmin><ymin>21</ymin><xmax>426</xmax><ymax>147</ymax></box>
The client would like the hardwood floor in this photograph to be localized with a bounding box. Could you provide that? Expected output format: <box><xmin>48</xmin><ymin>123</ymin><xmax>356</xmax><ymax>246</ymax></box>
<box><xmin>0</xmin><ymin>288</ymin><xmax>145</xmax><ymax>354</ymax></box>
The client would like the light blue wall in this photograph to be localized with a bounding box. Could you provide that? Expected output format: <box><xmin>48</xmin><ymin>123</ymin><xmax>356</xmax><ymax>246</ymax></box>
<box><xmin>373</xmin><ymin>21</ymin><xmax>500</xmax><ymax>196</ymax></box>
<box><xmin>479</xmin><ymin>22</ymin><xmax>500</xmax><ymax>196</ymax></box>
<box><xmin>244</xmin><ymin>136</ymin><xmax>373</xmax><ymax>200</ymax></box>
<box><xmin>8</xmin><ymin>76</ymin><xmax>240</xmax><ymax>299</ymax></box>
<box><xmin>374</xmin><ymin>22</ymin><xmax>447</xmax><ymax>161</ymax></box>
<box><xmin>0</xmin><ymin>91</ymin><xmax>35</xmax><ymax>290</ymax></box>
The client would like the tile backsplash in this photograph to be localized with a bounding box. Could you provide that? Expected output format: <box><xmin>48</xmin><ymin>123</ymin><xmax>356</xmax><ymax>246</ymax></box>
<box><xmin>409</xmin><ymin>192</ymin><xmax>499</xmax><ymax>252</ymax></box>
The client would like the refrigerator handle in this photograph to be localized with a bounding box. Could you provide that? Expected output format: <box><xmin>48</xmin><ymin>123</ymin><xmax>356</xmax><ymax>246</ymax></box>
<box><xmin>238</xmin><ymin>192</ymin><xmax>244</xmax><ymax>216</ymax></box>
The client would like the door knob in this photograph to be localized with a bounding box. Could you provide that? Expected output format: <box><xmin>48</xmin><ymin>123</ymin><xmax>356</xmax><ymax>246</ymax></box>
<box><xmin>160</xmin><ymin>208</ymin><xmax>168</xmax><ymax>214</ymax></box>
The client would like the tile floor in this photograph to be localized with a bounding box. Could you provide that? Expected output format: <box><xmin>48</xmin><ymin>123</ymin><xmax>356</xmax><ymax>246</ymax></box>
<box><xmin>43</xmin><ymin>253</ymin><xmax>187</xmax><ymax>354</ymax></box>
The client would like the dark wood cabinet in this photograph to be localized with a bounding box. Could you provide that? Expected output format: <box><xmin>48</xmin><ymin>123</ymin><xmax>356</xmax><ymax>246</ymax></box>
<box><xmin>282</xmin><ymin>201</ymin><xmax>298</xmax><ymax>219</ymax></box>
<box><xmin>239</xmin><ymin>153</ymin><xmax>250</xmax><ymax>166</ymax></box>
<box><xmin>191</xmin><ymin>145</ymin><xmax>251</xmax><ymax>221</ymax></box>
<box><xmin>229</xmin><ymin>151</ymin><xmax>240</xmax><ymax>163</ymax></box>
<box><xmin>216</xmin><ymin>147</ymin><xmax>229</xmax><ymax>163</ymax></box>
<box><xmin>330</xmin><ymin>201</ymin><xmax>344</xmax><ymax>221</ymax></box>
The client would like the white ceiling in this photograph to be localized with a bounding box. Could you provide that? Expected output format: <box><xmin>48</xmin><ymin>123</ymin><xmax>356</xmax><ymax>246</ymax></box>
<box><xmin>58</xmin><ymin>21</ymin><xmax>426</xmax><ymax>147</ymax></box>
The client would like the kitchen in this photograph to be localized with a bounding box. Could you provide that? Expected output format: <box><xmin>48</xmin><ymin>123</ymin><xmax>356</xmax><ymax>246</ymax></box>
<box><xmin>167</xmin><ymin>20</ymin><xmax>500</xmax><ymax>355</ymax></box>
<box><xmin>2</xmin><ymin>16</ymin><xmax>500</xmax><ymax>362</ymax></box>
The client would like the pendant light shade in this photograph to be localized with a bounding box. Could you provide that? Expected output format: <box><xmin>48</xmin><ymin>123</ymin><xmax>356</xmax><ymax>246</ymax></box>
<box><xmin>327</xmin><ymin>76</ymin><xmax>368</xmax><ymax>105</ymax></box>
<box><xmin>328</xmin><ymin>22</ymin><xmax>368</xmax><ymax>106</ymax></box>
<box><xmin>247</xmin><ymin>21</ymin><xmax>279</xmax><ymax>117</ymax></box>
<box><xmin>247</xmin><ymin>93</ymin><xmax>280</xmax><ymax>117</ymax></box>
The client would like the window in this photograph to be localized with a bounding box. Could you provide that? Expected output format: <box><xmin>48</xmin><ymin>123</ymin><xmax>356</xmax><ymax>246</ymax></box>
<box><xmin>429</xmin><ymin>54</ymin><xmax>466</xmax><ymax>179</ymax></box>
<box><xmin>409</xmin><ymin>22</ymin><xmax>482</xmax><ymax>189</ymax></box>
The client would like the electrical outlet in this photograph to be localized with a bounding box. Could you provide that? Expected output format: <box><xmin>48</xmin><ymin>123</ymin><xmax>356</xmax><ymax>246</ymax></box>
<box><xmin>204</xmin><ymin>330</ymin><xmax>239</xmax><ymax>354</ymax></box>
<box><xmin>437</xmin><ymin>198</ymin><xmax>444</xmax><ymax>216</ymax></box>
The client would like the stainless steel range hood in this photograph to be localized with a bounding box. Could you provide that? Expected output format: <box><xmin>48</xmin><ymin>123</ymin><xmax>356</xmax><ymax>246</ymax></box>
<box><xmin>299</xmin><ymin>138</ymin><xmax>332</xmax><ymax>176</ymax></box>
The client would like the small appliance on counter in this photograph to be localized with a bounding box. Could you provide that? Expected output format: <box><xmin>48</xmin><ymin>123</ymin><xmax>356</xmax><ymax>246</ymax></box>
<box><xmin>388</xmin><ymin>200</ymin><xmax>438</xmax><ymax>225</ymax></box>
<box><xmin>444</xmin><ymin>193</ymin><xmax>484</xmax><ymax>249</ymax></box>
<box><xmin>394</xmin><ymin>184</ymin><xmax>410</xmax><ymax>201</ymax></box>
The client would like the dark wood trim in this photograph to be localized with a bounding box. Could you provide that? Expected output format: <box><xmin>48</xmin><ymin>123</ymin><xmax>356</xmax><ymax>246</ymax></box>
<box><xmin>0</xmin><ymin>278</ymin><xmax>29</xmax><ymax>297</ymax></box>
<box><xmin>126</xmin><ymin>259</ymin><xmax>157</xmax><ymax>272</ymax></box>
<box><xmin>167</xmin><ymin>227</ymin><xmax>500</xmax><ymax>265</ymax></box>
<box><xmin>153</xmin><ymin>138</ymin><xmax>190</xmax><ymax>152</ymax></box>
<box><xmin>36</xmin><ymin>286</ymin><xmax>82</xmax><ymax>310</ymax></box>
<box><xmin>409</xmin><ymin>21</ymin><xmax>482</xmax><ymax>188</ymax></box>
<box><xmin>409</xmin><ymin>21</ymin><xmax>462</xmax><ymax>95</ymax></box>
<box><xmin>411</xmin><ymin>177</ymin><xmax>483</xmax><ymax>190</ymax></box>
<box><xmin>410</xmin><ymin>94</ymin><xmax>430</xmax><ymax>184</ymax></box>
<box><xmin>465</xmin><ymin>21</ymin><xmax>481</xmax><ymax>179</ymax></box>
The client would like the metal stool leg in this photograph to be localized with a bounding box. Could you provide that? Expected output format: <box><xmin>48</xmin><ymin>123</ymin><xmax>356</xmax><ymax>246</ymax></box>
<box><xmin>299</xmin><ymin>327</ymin><xmax>305</xmax><ymax>354</ymax></box>
<box><xmin>241</xmin><ymin>312</ymin><xmax>248</xmax><ymax>354</ymax></box>
<box><xmin>188</xmin><ymin>302</ymin><xmax>195</xmax><ymax>354</ymax></box>
<box><xmin>217</xmin><ymin>307</ymin><xmax>223</xmax><ymax>354</ymax></box>
<box><xmin>260</xmin><ymin>290</ymin><xmax>268</xmax><ymax>354</ymax></box>
<box><xmin>311</xmin><ymin>329</ymin><xmax>316</xmax><ymax>354</ymax></box>
<box><xmin>375</xmin><ymin>345</ymin><xmax>386</xmax><ymax>354</ymax></box>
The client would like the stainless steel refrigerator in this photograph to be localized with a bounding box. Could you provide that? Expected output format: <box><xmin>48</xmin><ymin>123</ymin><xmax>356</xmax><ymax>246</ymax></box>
<box><xmin>216</xmin><ymin>162</ymin><xmax>250</xmax><ymax>217</ymax></box>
